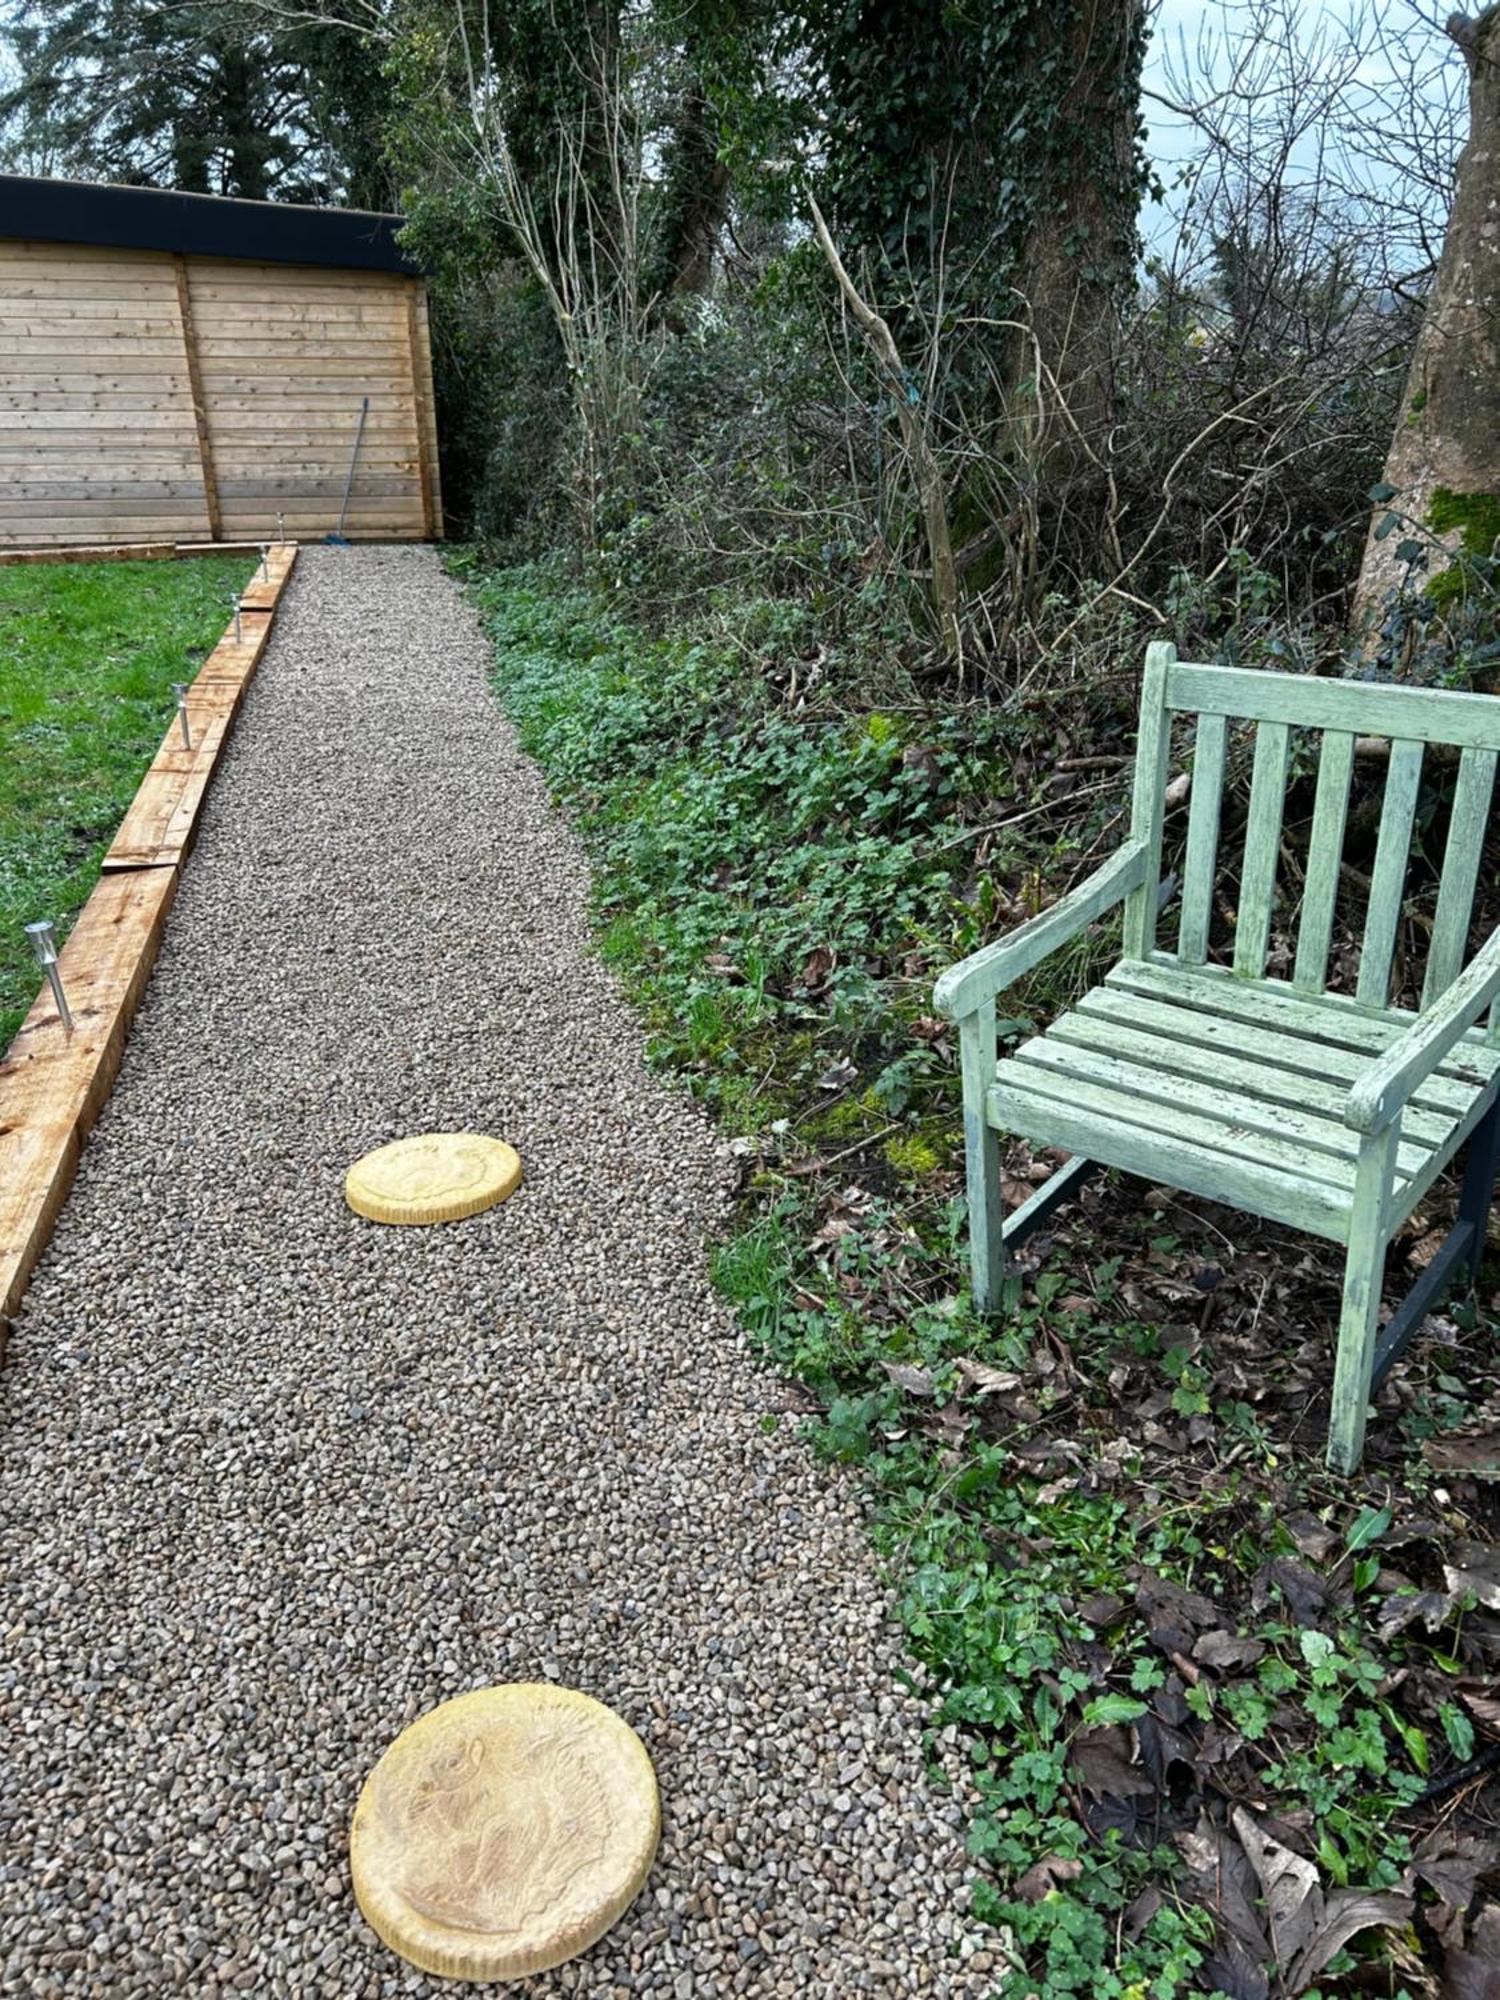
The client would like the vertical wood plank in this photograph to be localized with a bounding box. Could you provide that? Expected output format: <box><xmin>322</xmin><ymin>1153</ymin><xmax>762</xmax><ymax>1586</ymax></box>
<box><xmin>172</xmin><ymin>255</ymin><xmax>220</xmax><ymax>542</ymax></box>
<box><xmin>405</xmin><ymin>279</ymin><xmax>438</xmax><ymax>540</ymax></box>
<box><xmin>1177</xmin><ymin>711</ymin><xmax>1228</xmax><ymax>963</ymax></box>
<box><xmin>1293</xmin><ymin>729</ymin><xmax>1355</xmax><ymax>993</ymax></box>
<box><xmin>1423</xmin><ymin>745</ymin><xmax>1498</xmax><ymax>1006</ymax></box>
<box><xmin>1327</xmin><ymin>1122</ymin><xmax>1398</xmax><ymax>1473</ymax></box>
<box><xmin>1357</xmin><ymin>738</ymin><xmax>1425</xmax><ymax>1007</ymax></box>
<box><xmin>1232</xmin><ymin>720</ymin><xmax>1292</xmax><ymax>979</ymax></box>
<box><xmin>417</xmin><ymin>287</ymin><xmax>445</xmax><ymax>536</ymax></box>
<box><xmin>1122</xmin><ymin>641</ymin><xmax>1176</xmax><ymax>960</ymax></box>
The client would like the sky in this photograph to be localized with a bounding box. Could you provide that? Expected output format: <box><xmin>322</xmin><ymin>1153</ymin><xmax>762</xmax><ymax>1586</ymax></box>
<box><xmin>1135</xmin><ymin>0</ymin><xmax>1464</xmax><ymax>262</ymax></box>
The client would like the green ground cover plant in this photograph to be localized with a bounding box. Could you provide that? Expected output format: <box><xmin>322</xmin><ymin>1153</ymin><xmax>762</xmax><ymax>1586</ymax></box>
<box><xmin>0</xmin><ymin>555</ymin><xmax>255</xmax><ymax>1047</ymax></box>
<box><xmin>470</xmin><ymin>554</ymin><xmax>1500</xmax><ymax>1999</ymax></box>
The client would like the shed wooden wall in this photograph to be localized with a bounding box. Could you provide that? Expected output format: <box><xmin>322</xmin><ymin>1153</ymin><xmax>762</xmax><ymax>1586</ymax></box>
<box><xmin>0</xmin><ymin>239</ymin><xmax>442</xmax><ymax>547</ymax></box>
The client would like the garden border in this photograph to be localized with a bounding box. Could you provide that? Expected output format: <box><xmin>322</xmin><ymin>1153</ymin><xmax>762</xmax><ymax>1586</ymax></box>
<box><xmin>0</xmin><ymin>541</ymin><xmax>279</xmax><ymax>569</ymax></box>
<box><xmin>0</xmin><ymin>544</ymin><xmax>298</xmax><ymax>1344</ymax></box>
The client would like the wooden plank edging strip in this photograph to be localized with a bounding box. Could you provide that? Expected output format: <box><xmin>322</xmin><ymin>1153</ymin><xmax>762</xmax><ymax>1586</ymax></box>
<box><xmin>0</xmin><ymin>546</ymin><xmax>300</xmax><ymax>1346</ymax></box>
<box><xmin>0</xmin><ymin>540</ymin><xmax>278</xmax><ymax>567</ymax></box>
<box><xmin>238</xmin><ymin>542</ymin><xmax>299</xmax><ymax>610</ymax></box>
<box><xmin>0</xmin><ymin>870</ymin><xmax>178</xmax><ymax>1327</ymax></box>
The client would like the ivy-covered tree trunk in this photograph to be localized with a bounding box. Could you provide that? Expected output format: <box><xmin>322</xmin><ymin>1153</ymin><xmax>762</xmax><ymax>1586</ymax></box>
<box><xmin>1350</xmin><ymin>6</ymin><xmax>1500</xmax><ymax>639</ymax></box>
<box><xmin>642</xmin><ymin>83</ymin><xmax>728</xmax><ymax>302</ymax></box>
<box><xmin>1014</xmin><ymin>0</ymin><xmax>1146</xmax><ymax>442</ymax></box>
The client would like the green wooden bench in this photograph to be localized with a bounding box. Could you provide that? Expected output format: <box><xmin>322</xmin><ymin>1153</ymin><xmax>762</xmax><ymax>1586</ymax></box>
<box><xmin>934</xmin><ymin>643</ymin><xmax>1500</xmax><ymax>1471</ymax></box>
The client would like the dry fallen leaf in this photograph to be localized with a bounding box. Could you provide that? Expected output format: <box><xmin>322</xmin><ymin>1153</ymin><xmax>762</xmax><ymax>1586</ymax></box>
<box><xmin>1015</xmin><ymin>1855</ymin><xmax>1083</xmax><ymax>1903</ymax></box>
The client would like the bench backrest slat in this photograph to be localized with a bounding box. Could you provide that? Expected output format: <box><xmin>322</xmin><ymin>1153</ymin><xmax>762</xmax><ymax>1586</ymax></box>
<box><xmin>1425</xmin><ymin>745</ymin><xmax>1497</xmax><ymax>1005</ymax></box>
<box><xmin>1234</xmin><ymin>723</ymin><xmax>1292</xmax><ymax>978</ymax></box>
<box><xmin>1122</xmin><ymin>641</ymin><xmax>1175</xmax><ymax>960</ymax></box>
<box><xmin>1292</xmin><ymin>730</ymin><xmax>1355</xmax><ymax>992</ymax></box>
<box><xmin>1178</xmin><ymin>712</ymin><xmax>1227</xmax><ymax>964</ymax></box>
<box><xmin>1356</xmin><ymin>740</ymin><xmax>1425</xmax><ymax>1005</ymax></box>
<box><xmin>1129</xmin><ymin>647</ymin><xmax>1500</xmax><ymax>1009</ymax></box>
<box><xmin>1166</xmin><ymin>661</ymin><xmax>1500</xmax><ymax>751</ymax></box>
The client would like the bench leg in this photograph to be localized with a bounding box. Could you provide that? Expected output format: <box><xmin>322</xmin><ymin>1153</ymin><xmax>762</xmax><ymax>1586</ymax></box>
<box><xmin>1327</xmin><ymin>1125</ymin><xmax>1399</xmax><ymax>1475</ymax></box>
<box><xmin>1456</xmin><ymin>1090</ymin><xmax>1500</xmax><ymax>1269</ymax></box>
<box><xmin>959</xmin><ymin>1009</ymin><xmax>1005</xmax><ymax>1314</ymax></box>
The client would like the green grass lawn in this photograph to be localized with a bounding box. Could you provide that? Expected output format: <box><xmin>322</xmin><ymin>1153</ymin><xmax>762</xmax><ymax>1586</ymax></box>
<box><xmin>0</xmin><ymin>555</ymin><xmax>256</xmax><ymax>1048</ymax></box>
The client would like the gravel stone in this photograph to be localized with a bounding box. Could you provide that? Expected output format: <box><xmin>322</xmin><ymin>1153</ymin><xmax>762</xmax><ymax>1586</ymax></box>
<box><xmin>0</xmin><ymin>546</ymin><xmax>990</xmax><ymax>1996</ymax></box>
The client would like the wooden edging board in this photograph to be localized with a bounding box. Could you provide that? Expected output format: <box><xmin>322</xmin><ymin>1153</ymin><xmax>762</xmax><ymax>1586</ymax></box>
<box><xmin>0</xmin><ymin>540</ymin><xmax>279</xmax><ymax>569</ymax></box>
<box><xmin>0</xmin><ymin>543</ymin><xmax>299</xmax><ymax>1344</ymax></box>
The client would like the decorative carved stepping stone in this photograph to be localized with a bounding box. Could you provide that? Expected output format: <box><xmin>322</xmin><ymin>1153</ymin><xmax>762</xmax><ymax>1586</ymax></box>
<box><xmin>351</xmin><ymin>1685</ymin><xmax>660</xmax><ymax>1982</ymax></box>
<box><xmin>344</xmin><ymin>1133</ymin><xmax>522</xmax><ymax>1225</ymax></box>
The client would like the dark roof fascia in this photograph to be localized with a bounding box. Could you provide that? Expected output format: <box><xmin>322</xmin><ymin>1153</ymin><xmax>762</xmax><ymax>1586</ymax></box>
<box><xmin>0</xmin><ymin>174</ymin><xmax>418</xmax><ymax>274</ymax></box>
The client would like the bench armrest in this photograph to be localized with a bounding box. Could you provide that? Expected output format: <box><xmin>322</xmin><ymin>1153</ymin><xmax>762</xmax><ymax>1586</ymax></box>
<box><xmin>932</xmin><ymin>840</ymin><xmax>1150</xmax><ymax>1021</ymax></box>
<box><xmin>1345</xmin><ymin>928</ymin><xmax>1500</xmax><ymax>1134</ymax></box>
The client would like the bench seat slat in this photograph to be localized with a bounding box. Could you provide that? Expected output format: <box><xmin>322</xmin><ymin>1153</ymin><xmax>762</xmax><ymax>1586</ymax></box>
<box><xmin>1006</xmin><ymin>1035</ymin><xmax>1430</xmax><ymax>1182</ymax></box>
<box><xmin>1054</xmin><ymin>1005</ymin><xmax>1442</xmax><ymax>1164</ymax></box>
<box><xmin>988</xmin><ymin>1070</ymin><xmax>1355</xmax><ymax>1241</ymax></box>
<box><xmin>1112</xmin><ymin>959</ymin><xmax>1500</xmax><ymax>1091</ymax></box>
<box><xmin>1076</xmin><ymin>985</ymin><xmax>1474</xmax><ymax>1128</ymax></box>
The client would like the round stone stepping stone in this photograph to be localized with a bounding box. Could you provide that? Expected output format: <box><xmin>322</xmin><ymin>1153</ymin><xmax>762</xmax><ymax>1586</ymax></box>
<box><xmin>350</xmin><ymin>1684</ymin><xmax>659</xmax><ymax>1982</ymax></box>
<box><xmin>344</xmin><ymin>1133</ymin><xmax>521</xmax><ymax>1225</ymax></box>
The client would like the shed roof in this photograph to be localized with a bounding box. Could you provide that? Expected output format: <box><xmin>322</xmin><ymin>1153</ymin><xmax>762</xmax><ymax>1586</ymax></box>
<box><xmin>0</xmin><ymin>174</ymin><xmax>417</xmax><ymax>273</ymax></box>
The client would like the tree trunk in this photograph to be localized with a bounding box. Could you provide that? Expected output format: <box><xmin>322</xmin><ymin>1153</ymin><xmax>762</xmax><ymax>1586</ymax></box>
<box><xmin>645</xmin><ymin>85</ymin><xmax>728</xmax><ymax>304</ymax></box>
<box><xmin>1013</xmin><ymin>0</ymin><xmax>1145</xmax><ymax>446</ymax></box>
<box><xmin>1350</xmin><ymin>7</ymin><xmax>1500</xmax><ymax>641</ymax></box>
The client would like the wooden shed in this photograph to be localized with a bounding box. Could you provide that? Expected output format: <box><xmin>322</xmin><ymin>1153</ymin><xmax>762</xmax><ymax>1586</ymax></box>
<box><xmin>0</xmin><ymin>175</ymin><xmax>442</xmax><ymax>548</ymax></box>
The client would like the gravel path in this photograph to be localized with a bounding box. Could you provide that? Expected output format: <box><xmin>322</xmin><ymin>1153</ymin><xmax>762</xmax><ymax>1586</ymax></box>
<box><xmin>0</xmin><ymin>547</ymin><xmax>993</xmax><ymax>1999</ymax></box>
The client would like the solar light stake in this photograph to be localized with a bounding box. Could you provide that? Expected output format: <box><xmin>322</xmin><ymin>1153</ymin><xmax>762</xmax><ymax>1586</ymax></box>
<box><xmin>230</xmin><ymin>594</ymin><xmax>243</xmax><ymax>645</ymax></box>
<box><xmin>276</xmin><ymin>512</ymin><xmax>285</xmax><ymax>546</ymax></box>
<box><xmin>25</xmin><ymin>921</ymin><xmax>74</xmax><ymax>1036</ymax></box>
<box><xmin>172</xmin><ymin>682</ymin><xmax>192</xmax><ymax>749</ymax></box>
<box><xmin>259</xmin><ymin>543</ymin><xmax>270</xmax><ymax>581</ymax></box>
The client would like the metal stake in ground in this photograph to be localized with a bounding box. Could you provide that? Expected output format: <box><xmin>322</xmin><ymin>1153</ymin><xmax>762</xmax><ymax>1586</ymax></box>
<box><xmin>171</xmin><ymin>682</ymin><xmax>193</xmax><ymax>749</ymax></box>
<box><xmin>259</xmin><ymin>544</ymin><xmax>270</xmax><ymax>582</ymax></box>
<box><xmin>276</xmin><ymin>511</ymin><xmax>285</xmax><ymax>547</ymax></box>
<box><xmin>24</xmin><ymin>920</ymin><xmax>74</xmax><ymax>1036</ymax></box>
<box><xmin>230</xmin><ymin>592</ymin><xmax>243</xmax><ymax>645</ymax></box>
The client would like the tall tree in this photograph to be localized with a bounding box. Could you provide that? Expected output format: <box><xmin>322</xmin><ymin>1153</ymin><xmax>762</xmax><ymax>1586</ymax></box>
<box><xmin>1350</xmin><ymin>6</ymin><xmax>1500</xmax><ymax>639</ymax></box>
<box><xmin>804</xmin><ymin>0</ymin><xmax>1148</xmax><ymax>403</ymax></box>
<box><xmin>1</xmin><ymin>0</ymin><xmax>392</xmax><ymax>204</ymax></box>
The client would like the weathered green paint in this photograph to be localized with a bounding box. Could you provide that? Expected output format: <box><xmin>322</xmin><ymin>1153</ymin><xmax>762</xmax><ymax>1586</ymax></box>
<box><xmin>958</xmin><ymin>1008</ymin><xmax>1005</xmax><ymax>1312</ymax></box>
<box><xmin>1293</xmin><ymin>730</ymin><xmax>1354</xmax><ymax>992</ymax></box>
<box><xmin>1357</xmin><ymin>739</ymin><xmax>1424</xmax><ymax>1007</ymax></box>
<box><xmin>1347</xmin><ymin>928</ymin><xmax>1500</xmax><ymax>1132</ymax></box>
<box><xmin>1327</xmin><ymin>1124</ymin><xmax>1401</xmax><ymax>1474</ymax></box>
<box><xmin>1424</xmin><ymin>746</ymin><xmax>1498</xmax><ymax>1005</ymax></box>
<box><xmin>1233</xmin><ymin>721</ymin><xmax>1291</xmax><ymax>979</ymax></box>
<box><xmin>935</xmin><ymin>646</ymin><xmax>1500</xmax><ymax>1470</ymax></box>
<box><xmin>1122</xmin><ymin>641</ymin><xmax>1176</xmax><ymax>960</ymax></box>
<box><xmin>1178</xmin><ymin>711</ymin><xmax>1227</xmax><ymax>964</ymax></box>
